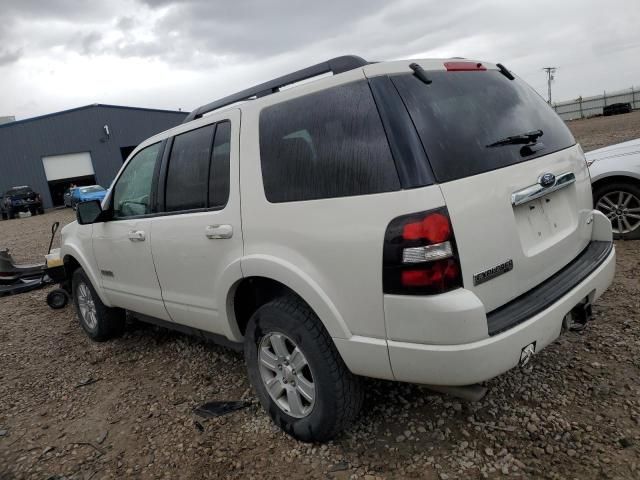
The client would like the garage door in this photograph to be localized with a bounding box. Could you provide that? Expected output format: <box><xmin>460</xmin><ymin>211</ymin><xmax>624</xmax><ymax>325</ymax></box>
<box><xmin>42</xmin><ymin>152</ymin><xmax>94</xmax><ymax>181</ymax></box>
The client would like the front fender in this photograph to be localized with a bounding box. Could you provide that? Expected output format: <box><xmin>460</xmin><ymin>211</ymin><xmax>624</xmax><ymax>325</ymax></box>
<box><xmin>60</xmin><ymin>224</ymin><xmax>112</xmax><ymax>307</ymax></box>
<box><xmin>238</xmin><ymin>254</ymin><xmax>352</xmax><ymax>341</ymax></box>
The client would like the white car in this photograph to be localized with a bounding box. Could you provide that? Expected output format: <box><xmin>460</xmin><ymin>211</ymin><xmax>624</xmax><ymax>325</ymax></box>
<box><xmin>60</xmin><ymin>56</ymin><xmax>616</xmax><ymax>442</ymax></box>
<box><xmin>587</xmin><ymin>138</ymin><xmax>640</xmax><ymax>239</ymax></box>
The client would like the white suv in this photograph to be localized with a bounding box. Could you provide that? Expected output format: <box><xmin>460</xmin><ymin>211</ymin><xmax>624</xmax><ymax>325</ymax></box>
<box><xmin>60</xmin><ymin>56</ymin><xmax>616</xmax><ymax>442</ymax></box>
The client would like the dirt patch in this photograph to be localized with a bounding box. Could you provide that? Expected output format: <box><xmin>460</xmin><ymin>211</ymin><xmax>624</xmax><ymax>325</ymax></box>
<box><xmin>567</xmin><ymin>110</ymin><xmax>640</xmax><ymax>152</ymax></box>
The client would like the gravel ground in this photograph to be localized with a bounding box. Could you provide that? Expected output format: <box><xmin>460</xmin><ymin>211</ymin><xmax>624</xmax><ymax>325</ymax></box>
<box><xmin>1</xmin><ymin>116</ymin><xmax>640</xmax><ymax>479</ymax></box>
<box><xmin>567</xmin><ymin>110</ymin><xmax>640</xmax><ymax>152</ymax></box>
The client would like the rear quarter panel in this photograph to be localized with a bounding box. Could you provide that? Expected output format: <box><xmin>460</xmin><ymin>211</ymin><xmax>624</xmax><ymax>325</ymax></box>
<box><xmin>238</xmin><ymin>72</ymin><xmax>446</xmax><ymax>340</ymax></box>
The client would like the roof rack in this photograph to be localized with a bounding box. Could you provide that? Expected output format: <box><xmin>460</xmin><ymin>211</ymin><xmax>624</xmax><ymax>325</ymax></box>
<box><xmin>182</xmin><ymin>55</ymin><xmax>368</xmax><ymax>123</ymax></box>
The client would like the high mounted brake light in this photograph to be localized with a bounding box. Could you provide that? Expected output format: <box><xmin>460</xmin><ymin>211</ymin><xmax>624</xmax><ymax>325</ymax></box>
<box><xmin>383</xmin><ymin>208</ymin><xmax>463</xmax><ymax>295</ymax></box>
<box><xmin>444</xmin><ymin>61</ymin><xmax>486</xmax><ymax>72</ymax></box>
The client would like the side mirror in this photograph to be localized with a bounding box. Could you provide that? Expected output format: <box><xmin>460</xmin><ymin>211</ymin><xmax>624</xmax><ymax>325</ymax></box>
<box><xmin>76</xmin><ymin>200</ymin><xmax>103</xmax><ymax>225</ymax></box>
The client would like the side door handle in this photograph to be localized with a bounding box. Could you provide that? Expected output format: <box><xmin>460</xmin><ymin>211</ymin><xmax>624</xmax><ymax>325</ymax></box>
<box><xmin>205</xmin><ymin>224</ymin><xmax>233</xmax><ymax>239</ymax></box>
<box><xmin>128</xmin><ymin>230</ymin><xmax>146</xmax><ymax>242</ymax></box>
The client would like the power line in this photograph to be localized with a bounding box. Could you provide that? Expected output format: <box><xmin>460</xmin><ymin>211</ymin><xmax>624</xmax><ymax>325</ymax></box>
<box><xmin>543</xmin><ymin>67</ymin><xmax>557</xmax><ymax>105</ymax></box>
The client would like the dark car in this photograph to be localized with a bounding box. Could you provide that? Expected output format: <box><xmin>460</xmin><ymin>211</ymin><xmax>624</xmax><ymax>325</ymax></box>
<box><xmin>1</xmin><ymin>186</ymin><xmax>45</xmax><ymax>220</ymax></box>
<box><xmin>603</xmin><ymin>102</ymin><xmax>632</xmax><ymax>116</ymax></box>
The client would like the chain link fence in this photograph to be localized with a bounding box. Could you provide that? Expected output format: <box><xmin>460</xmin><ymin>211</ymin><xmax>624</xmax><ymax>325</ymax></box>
<box><xmin>554</xmin><ymin>86</ymin><xmax>639</xmax><ymax>120</ymax></box>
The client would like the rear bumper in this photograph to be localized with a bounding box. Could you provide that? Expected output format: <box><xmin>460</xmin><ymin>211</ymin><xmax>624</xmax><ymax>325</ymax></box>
<box><xmin>385</xmin><ymin>243</ymin><xmax>615</xmax><ymax>386</ymax></box>
<box><xmin>335</xmin><ymin>211</ymin><xmax>616</xmax><ymax>385</ymax></box>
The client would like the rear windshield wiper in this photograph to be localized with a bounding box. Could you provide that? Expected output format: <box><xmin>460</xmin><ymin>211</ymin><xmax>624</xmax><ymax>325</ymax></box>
<box><xmin>486</xmin><ymin>129</ymin><xmax>543</xmax><ymax>148</ymax></box>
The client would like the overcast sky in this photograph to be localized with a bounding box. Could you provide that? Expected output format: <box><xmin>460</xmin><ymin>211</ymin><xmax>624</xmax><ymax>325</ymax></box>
<box><xmin>1</xmin><ymin>0</ymin><xmax>639</xmax><ymax>120</ymax></box>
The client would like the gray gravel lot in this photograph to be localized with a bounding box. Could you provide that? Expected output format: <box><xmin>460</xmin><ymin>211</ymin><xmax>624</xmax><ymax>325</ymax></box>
<box><xmin>1</xmin><ymin>209</ymin><xmax>639</xmax><ymax>480</ymax></box>
<box><xmin>1</xmin><ymin>129</ymin><xmax>640</xmax><ymax>478</ymax></box>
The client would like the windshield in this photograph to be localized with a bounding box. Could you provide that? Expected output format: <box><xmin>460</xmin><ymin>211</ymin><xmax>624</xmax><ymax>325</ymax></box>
<box><xmin>392</xmin><ymin>71</ymin><xmax>576</xmax><ymax>183</ymax></box>
<box><xmin>80</xmin><ymin>186</ymin><xmax>105</xmax><ymax>194</ymax></box>
<box><xmin>7</xmin><ymin>187</ymin><xmax>33</xmax><ymax>196</ymax></box>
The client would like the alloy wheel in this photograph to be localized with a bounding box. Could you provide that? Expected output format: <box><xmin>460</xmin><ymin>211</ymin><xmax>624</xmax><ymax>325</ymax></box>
<box><xmin>596</xmin><ymin>190</ymin><xmax>640</xmax><ymax>235</ymax></box>
<box><xmin>77</xmin><ymin>282</ymin><xmax>98</xmax><ymax>330</ymax></box>
<box><xmin>258</xmin><ymin>332</ymin><xmax>316</xmax><ymax>418</ymax></box>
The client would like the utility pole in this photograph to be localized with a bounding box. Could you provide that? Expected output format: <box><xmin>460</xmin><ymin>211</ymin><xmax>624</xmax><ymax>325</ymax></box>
<box><xmin>543</xmin><ymin>67</ymin><xmax>557</xmax><ymax>105</ymax></box>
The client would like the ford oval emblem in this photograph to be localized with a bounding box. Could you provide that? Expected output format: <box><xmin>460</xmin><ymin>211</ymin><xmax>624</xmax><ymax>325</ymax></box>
<box><xmin>539</xmin><ymin>173</ymin><xmax>556</xmax><ymax>188</ymax></box>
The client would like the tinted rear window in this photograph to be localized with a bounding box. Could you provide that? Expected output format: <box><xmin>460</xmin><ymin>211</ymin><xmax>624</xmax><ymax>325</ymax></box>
<box><xmin>259</xmin><ymin>80</ymin><xmax>400</xmax><ymax>202</ymax></box>
<box><xmin>209</xmin><ymin>121</ymin><xmax>231</xmax><ymax>209</ymax></box>
<box><xmin>165</xmin><ymin>125</ymin><xmax>214</xmax><ymax>212</ymax></box>
<box><xmin>392</xmin><ymin>71</ymin><xmax>576</xmax><ymax>183</ymax></box>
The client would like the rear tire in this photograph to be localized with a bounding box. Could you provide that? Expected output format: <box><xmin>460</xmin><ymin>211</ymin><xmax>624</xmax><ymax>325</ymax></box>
<box><xmin>8</xmin><ymin>210</ymin><xmax>15</xmax><ymax>220</ymax></box>
<box><xmin>72</xmin><ymin>268</ymin><xmax>125</xmax><ymax>341</ymax></box>
<box><xmin>37</xmin><ymin>207</ymin><xmax>44</xmax><ymax>215</ymax></box>
<box><xmin>1</xmin><ymin>212</ymin><xmax>6</xmax><ymax>220</ymax></box>
<box><xmin>244</xmin><ymin>296</ymin><xmax>363</xmax><ymax>442</ymax></box>
<box><xmin>593</xmin><ymin>181</ymin><xmax>640</xmax><ymax>240</ymax></box>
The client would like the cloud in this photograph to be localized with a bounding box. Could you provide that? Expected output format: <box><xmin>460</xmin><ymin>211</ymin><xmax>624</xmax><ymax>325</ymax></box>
<box><xmin>0</xmin><ymin>48</ymin><xmax>22</xmax><ymax>66</ymax></box>
<box><xmin>0</xmin><ymin>0</ymin><xmax>639</xmax><ymax>119</ymax></box>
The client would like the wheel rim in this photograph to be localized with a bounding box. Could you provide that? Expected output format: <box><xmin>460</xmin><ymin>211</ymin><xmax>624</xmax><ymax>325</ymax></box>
<box><xmin>596</xmin><ymin>190</ymin><xmax>640</xmax><ymax>235</ymax></box>
<box><xmin>77</xmin><ymin>282</ymin><xmax>98</xmax><ymax>330</ymax></box>
<box><xmin>258</xmin><ymin>332</ymin><xmax>315</xmax><ymax>419</ymax></box>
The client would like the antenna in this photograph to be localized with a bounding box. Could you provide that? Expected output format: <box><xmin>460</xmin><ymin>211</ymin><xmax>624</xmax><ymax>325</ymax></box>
<box><xmin>543</xmin><ymin>67</ymin><xmax>557</xmax><ymax>105</ymax></box>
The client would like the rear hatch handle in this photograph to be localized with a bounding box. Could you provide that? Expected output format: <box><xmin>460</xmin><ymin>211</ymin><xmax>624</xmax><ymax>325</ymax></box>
<box><xmin>511</xmin><ymin>172</ymin><xmax>576</xmax><ymax>207</ymax></box>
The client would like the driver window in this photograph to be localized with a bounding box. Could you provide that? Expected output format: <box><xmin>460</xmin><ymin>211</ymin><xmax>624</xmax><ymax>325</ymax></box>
<box><xmin>113</xmin><ymin>142</ymin><xmax>161</xmax><ymax>218</ymax></box>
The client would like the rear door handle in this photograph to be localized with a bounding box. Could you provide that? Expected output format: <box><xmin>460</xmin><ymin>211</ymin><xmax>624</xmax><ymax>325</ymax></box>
<box><xmin>511</xmin><ymin>171</ymin><xmax>576</xmax><ymax>206</ymax></box>
<box><xmin>128</xmin><ymin>230</ymin><xmax>146</xmax><ymax>242</ymax></box>
<box><xmin>205</xmin><ymin>224</ymin><xmax>233</xmax><ymax>239</ymax></box>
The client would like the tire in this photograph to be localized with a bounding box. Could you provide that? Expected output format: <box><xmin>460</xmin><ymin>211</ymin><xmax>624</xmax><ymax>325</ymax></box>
<box><xmin>72</xmin><ymin>268</ymin><xmax>125</xmax><ymax>341</ymax></box>
<box><xmin>37</xmin><ymin>207</ymin><xmax>44</xmax><ymax>215</ymax></box>
<box><xmin>244</xmin><ymin>296</ymin><xmax>363</xmax><ymax>442</ymax></box>
<box><xmin>8</xmin><ymin>210</ymin><xmax>15</xmax><ymax>220</ymax></box>
<box><xmin>1</xmin><ymin>212</ymin><xmax>6</xmax><ymax>220</ymax></box>
<box><xmin>30</xmin><ymin>207</ymin><xmax>37</xmax><ymax>216</ymax></box>
<box><xmin>47</xmin><ymin>288</ymin><xmax>69</xmax><ymax>309</ymax></box>
<box><xmin>593</xmin><ymin>181</ymin><xmax>640</xmax><ymax>240</ymax></box>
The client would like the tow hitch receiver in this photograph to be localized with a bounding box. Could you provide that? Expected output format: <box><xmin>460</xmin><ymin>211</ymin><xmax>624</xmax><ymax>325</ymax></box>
<box><xmin>519</xmin><ymin>342</ymin><xmax>536</xmax><ymax>367</ymax></box>
<box><xmin>563</xmin><ymin>296</ymin><xmax>593</xmax><ymax>332</ymax></box>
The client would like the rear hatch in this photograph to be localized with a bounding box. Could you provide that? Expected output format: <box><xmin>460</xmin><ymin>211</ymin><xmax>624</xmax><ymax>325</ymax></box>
<box><xmin>392</xmin><ymin>63</ymin><xmax>593</xmax><ymax>312</ymax></box>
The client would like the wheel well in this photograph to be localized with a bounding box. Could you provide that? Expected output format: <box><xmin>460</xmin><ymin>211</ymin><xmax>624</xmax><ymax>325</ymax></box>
<box><xmin>63</xmin><ymin>255</ymin><xmax>81</xmax><ymax>288</ymax></box>
<box><xmin>233</xmin><ymin>277</ymin><xmax>300</xmax><ymax>336</ymax></box>
<box><xmin>592</xmin><ymin>175</ymin><xmax>640</xmax><ymax>195</ymax></box>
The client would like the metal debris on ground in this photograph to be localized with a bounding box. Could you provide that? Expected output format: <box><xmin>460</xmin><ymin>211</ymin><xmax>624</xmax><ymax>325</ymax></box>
<box><xmin>193</xmin><ymin>400</ymin><xmax>250</xmax><ymax>418</ymax></box>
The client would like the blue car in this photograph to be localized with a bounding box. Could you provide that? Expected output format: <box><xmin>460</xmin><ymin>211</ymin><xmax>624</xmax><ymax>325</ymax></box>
<box><xmin>69</xmin><ymin>185</ymin><xmax>107</xmax><ymax>209</ymax></box>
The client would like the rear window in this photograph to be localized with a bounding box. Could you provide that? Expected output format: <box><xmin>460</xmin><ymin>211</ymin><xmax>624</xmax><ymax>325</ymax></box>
<box><xmin>259</xmin><ymin>80</ymin><xmax>400</xmax><ymax>202</ymax></box>
<box><xmin>165</xmin><ymin>125</ymin><xmax>215</xmax><ymax>212</ymax></box>
<box><xmin>392</xmin><ymin>71</ymin><xmax>576</xmax><ymax>183</ymax></box>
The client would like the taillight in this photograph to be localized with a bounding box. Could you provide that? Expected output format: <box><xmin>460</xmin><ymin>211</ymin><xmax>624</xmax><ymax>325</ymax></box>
<box><xmin>444</xmin><ymin>61</ymin><xmax>486</xmax><ymax>72</ymax></box>
<box><xmin>383</xmin><ymin>207</ymin><xmax>463</xmax><ymax>295</ymax></box>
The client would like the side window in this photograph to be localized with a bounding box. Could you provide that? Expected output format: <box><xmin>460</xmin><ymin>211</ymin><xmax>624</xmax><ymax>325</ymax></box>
<box><xmin>165</xmin><ymin>125</ymin><xmax>215</xmax><ymax>212</ymax></box>
<box><xmin>113</xmin><ymin>142</ymin><xmax>161</xmax><ymax>218</ymax></box>
<box><xmin>259</xmin><ymin>80</ymin><xmax>400</xmax><ymax>203</ymax></box>
<box><xmin>209</xmin><ymin>121</ymin><xmax>231</xmax><ymax>209</ymax></box>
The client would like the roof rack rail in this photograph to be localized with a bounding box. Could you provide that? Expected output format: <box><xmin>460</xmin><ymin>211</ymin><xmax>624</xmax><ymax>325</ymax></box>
<box><xmin>182</xmin><ymin>55</ymin><xmax>368</xmax><ymax>123</ymax></box>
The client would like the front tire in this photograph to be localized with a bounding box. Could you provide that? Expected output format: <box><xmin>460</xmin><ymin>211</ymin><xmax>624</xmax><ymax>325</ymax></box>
<box><xmin>244</xmin><ymin>296</ymin><xmax>363</xmax><ymax>442</ymax></box>
<box><xmin>594</xmin><ymin>181</ymin><xmax>640</xmax><ymax>240</ymax></box>
<box><xmin>72</xmin><ymin>269</ymin><xmax>125</xmax><ymax>341</ymax></box>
